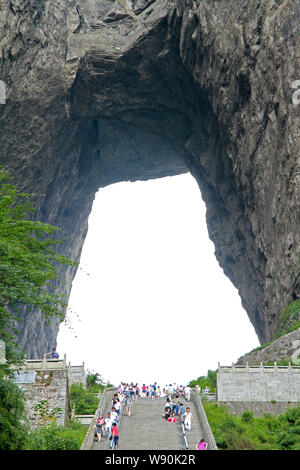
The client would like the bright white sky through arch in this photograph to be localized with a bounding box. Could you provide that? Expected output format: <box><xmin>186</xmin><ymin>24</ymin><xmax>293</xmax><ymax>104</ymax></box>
<box><xmin>57</xmin><ymin>173</ymin><xmax>259</xmax><ymax>387</ymax></box>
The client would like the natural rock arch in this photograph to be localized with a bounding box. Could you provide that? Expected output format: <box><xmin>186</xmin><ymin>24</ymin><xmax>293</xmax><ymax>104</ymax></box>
<box><xmin>0</xmin><ymin>0</ymin><xmax>299</xmax><ymax>355</ymax></box>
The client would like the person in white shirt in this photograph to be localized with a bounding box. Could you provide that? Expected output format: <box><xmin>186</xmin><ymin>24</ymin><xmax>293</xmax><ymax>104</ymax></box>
<box><xmin>110</xmin><ymin>407</ymin><xmax>118</xmax><ymax>424</ymax></box>
<box><xmin>105</xmin><ymin>412</ymin><xmax>113</xmax><ymax>438</ymax></box>
<box><xmin>184</xmin><ymin>385</ymin><xmax>191</xmax><ymax>402</ymax></box>
<box><xmin>182</xmin><ymin>407</ymin><xmax>193</xmax><ymax>431</ymax></box>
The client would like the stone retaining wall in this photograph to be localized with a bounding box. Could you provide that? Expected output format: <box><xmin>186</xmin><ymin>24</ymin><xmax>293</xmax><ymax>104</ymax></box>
<box><xmin>217</xmin><ymin>364</ymin><xmax>300</xmax><ymax>402</ymax></box>
<box><xmin>14</xmin><ymin>365</ymin><xmax>70</xmax><ymax>428</ymax></box>
<box><xmin>219</xmin><ymin>401</ymin><xmax>300</xmax><ymax>417</ymax></box>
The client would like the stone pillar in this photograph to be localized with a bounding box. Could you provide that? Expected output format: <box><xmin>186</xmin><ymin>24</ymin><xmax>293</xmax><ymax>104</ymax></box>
<box><xmin>42</xmin><ymin>354</ymin><xmax>47</xmax><ymax>369</ymax></box>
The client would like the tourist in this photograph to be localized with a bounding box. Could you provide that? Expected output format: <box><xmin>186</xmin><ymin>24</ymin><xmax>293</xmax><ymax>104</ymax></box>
<box><xmin>167</xmin><ymin>384</ymin><xmax>174</xmax><ymax>399</ymax></box>
<box><xmin>164</xmin><ymin>398</ymin><xmax>172</xmax><ymax>411</ymax></box>
<box><xmin>182</xmin><ymin>407</ymin><xmax>193</xmax><ymax>431</ymax></box>
<box><xmin>105</xmin><ymin>412</ymin><xmax>113</xmax><ymax>438</ymax></box>
<box><xmin>46</xmin><ymin>348</ymin><xmax>59</xmax><ymax>359</ymax></box>
<box><xmin>114</xmin><ymin>398</ymin><xmax>121</xmax><ymax>416</ymax></box>
<box><xmin>142</xmin><ymin>384</ymin><xmax>147</xmax><ymax>397</ymax></box>
<box><xmin>129</xmin><ymin>384</ymin><xmax>135</xmax><ymax>402</ymax></box>
<box><xmin>178</xmin><ymin>402</ymin><xmax>185</xmax><ymax>420</ymax></box>
<box><xmin>95</xmin><ymin>414</ymin><xmax>105</xmax><ymax>443</ymax></box>
<box><xmin>111</xmin><ymin>422</ymin><xmax>119</xmax><ymax>449</ymax></box>
<box><xmin>184</xmin><ymin>385</ymin><xmax>191</xmax><ymax>402</ymax></box>
<box><xmin>164</xmin><ymin>407</ymin><xmax>172</xmax><ymax>420</ymax></box>
<box><xmin>151</xmin><ymin>383</ymin><xmax>156</xmax><ymax>400</ymax></box>
<box><xmin>172</xmin><ymin>395</ymin><xmax>180</xmax><ymax>415</ymax></box>
<box><xmin>111</xmin><ymin>406</ymin><xmax>118</xmax><ymax>423</ymax></box>
<box><xmin>124</xmin><ymin>394</ymin><xmax>132</xmax><ymax>417</ymax></box>
<box><xmin>112</xmin><ymin>393</ymin><xmax>119</xmax><ymax>408</ymax></box>
<box><xmin>168</xmin><ymin>412</ymin><xmax>178</xmax><ymax>423</ymax></box>
<box><xmin>196</xmin><ymin>438</ymin><xmax>208</xmax><ymax>450</ymax></box>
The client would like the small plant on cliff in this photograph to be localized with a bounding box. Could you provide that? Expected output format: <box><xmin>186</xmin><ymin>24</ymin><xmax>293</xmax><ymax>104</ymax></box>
<box><xmin>33</xmin><ymin>399</ymin><xmax>62</xmax><ymax>426</ymax></box>
<box><xmin>274</xmin><ymin>300</ymin><xmax>300</xmax><ymax>339</ymax></box>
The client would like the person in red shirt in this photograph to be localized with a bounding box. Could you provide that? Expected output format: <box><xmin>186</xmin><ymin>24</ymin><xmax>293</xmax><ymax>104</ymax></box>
<box><xmin>111</xmin><ymin>422</ymin><xmax>119</xmax><ymax>449</ymax></box>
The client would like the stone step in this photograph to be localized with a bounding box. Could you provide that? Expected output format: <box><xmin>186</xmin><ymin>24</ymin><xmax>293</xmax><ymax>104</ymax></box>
<box><xmin>92</xmin><ymin>396</ymin><xmax>204</xmax><ymax>451</ymax></box>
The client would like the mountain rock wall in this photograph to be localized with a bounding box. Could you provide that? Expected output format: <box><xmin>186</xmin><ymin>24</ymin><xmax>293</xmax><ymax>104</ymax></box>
<box><xmin>0</xmin><ymin>0</ymin><xmax>299</xmax><ymax>355</ymax></box>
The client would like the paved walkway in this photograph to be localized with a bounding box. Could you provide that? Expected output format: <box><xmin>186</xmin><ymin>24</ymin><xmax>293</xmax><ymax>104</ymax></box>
<box><xmin>92</xmin><ymin>395</ymin><xmax>204</xmax><ymax>451</ymax></box>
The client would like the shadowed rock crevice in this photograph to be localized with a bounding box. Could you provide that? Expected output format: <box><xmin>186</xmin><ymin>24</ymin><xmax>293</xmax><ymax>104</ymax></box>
<box><xmin>0</xmin><ymin>0</ymin><xmax>299</xmax><ymax>355</ymax></box>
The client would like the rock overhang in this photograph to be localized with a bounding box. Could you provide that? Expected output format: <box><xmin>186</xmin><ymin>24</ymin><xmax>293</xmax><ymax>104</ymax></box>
<box><xmin>0</xmin><ymin>0</ymin><xmax>299</xmax><ymax>355</ymax></box>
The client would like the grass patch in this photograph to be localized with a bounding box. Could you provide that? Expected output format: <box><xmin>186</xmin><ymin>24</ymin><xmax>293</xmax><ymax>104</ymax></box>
<box><xmin>203</xmin><ymin>402</ymin><xmax>300</xmax><ymax>450</ymax></box>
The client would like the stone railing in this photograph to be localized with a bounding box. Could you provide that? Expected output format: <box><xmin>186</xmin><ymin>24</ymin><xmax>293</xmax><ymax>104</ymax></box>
<box><xmin>191</xmin><ymin>389</ymin><xmax>218</xmax><ymax>450</ymax></box>
<box><xmin>24</xmin><ymin>354</ymin><xmax>67</xmax><ymax>370</ymax></box>
<box><xmin>201</xmin><ymin>392</ymin><xmax>216</xmax><ymax>402</ymax></box>
<box><xmin>80</xmin><ymin>387</ymin><xmax>116</xmax><ymax>450</ymax></box>
<box><xmin>218</xmin><ymin>362</ymin><xmax>300</xmax><ymax>374</ymax></box>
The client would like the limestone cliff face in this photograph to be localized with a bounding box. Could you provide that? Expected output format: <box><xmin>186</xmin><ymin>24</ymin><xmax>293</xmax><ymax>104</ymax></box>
<box><xmin>0</xmin><ymin>0</ymin><xmax>299</xmax><ymax>356</ymax></box>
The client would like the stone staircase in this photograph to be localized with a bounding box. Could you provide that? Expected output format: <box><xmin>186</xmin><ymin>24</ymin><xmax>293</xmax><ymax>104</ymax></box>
<box><xmin>92</xmin><ymin>395</ymin><xmax>204</xmax><ymax>451</ymax></box>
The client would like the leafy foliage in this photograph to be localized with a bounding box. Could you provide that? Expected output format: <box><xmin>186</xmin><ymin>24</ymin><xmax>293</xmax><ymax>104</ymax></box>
<box><xmin>0</xmin><ymin>167</ymin><xmax>76</xmax><ymax>449</ymax></box>
<box><xmin>70</xmin><ymin>383</ymin><xmax>99</xmax><ymax>415</ymax></box>
<box><xmin>86</xmin><ymin>371</ymin><xmax>105</xmax><ymax>393</ymax></box>
<box><xmin>26</xmin><ymin>420</ymin><xmax>87</xmax><ymax>450</ymax></box>
<box><xmin>204</xmin><ymin>402</ymin><xmax>300</xmax><ymax>450</ymax></box>
<box><xmin>0</xmin><ymin>377</ymin><xmax>29</xmax><ymax>450</ymax></box>
<box><xmin>33</xmin><ymin>399</ymin><xmax>62</xmax><ymax>426</ymax></box>
<box><xmin>274</xmin><ymin>300</ymin><xmax>300</xmax><ymax>340</ymax></box>
<box><xmin>0</xmin><ymin>167</ymin><xmax>75</xmax><ymax>370</ymax></box>
<box><xmin>189</xmin><ymin>369</ymin><xmax>217</xmax><ymax>391</ymax></box>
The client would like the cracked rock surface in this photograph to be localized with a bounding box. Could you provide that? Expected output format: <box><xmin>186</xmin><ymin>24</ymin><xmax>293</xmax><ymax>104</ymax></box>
<box><xmin>0</xmin><ymin>0</ymin><xmax>299</xmax><ymax>356</ymax></box>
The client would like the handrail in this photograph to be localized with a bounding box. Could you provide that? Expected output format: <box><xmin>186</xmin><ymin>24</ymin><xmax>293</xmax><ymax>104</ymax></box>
<box><xmin>180</xmin><ymin>421</ymin><xmax>189</xmax><ymax>450</ymax></box>
<box><xmin>80</xmin><ymin>389</ymin><xmax>106</xmax><ymax>450</ymax></box>
<box><xmin>80</xmin><ymin>387</ymin><xmax>117</xmax><ymax>450</ymax></box>
<box><xmin>192</xmin><ymin>389</ymin><xmax>218</xmax><ymax>450</ymax></box>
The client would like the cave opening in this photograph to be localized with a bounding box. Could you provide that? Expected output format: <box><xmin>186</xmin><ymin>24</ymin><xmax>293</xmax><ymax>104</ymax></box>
<box><xmin>57</xmin><ymin>173</ymin><xmax>259</xmax><ymax>386</ymax></box>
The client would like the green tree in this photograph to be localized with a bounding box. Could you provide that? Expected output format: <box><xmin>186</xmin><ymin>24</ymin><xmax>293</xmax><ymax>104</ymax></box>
<box><xmin>189</xmin><ymin>369</ymin><xmax>217</xmax><ymax>391</ymax></box>
<box><xmin>0</xmin><ymin>377</ymin><xmax>29</xmax><ymax>450</ymax></box>
<box><xmin>70</xmin><ymin>383</ymin><xmax>99</xmax><ymax>415</ymax></box>
<box><xmin>0</xmin><ymin>167</ymin><xmax>75</xmax><ymax>370</ymax></box>
<box><xmin>0</xmin><ymin>168</ymin><xmax>75</xmax><ymax>450</ymax></box>
<box><xmin>86</xmin><ymin>371</ymin><xmax>105</xmax><ymax>392</ymax></box>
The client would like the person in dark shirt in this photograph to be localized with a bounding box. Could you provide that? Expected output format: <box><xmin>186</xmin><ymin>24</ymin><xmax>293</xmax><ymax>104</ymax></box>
<box><xmin>46</xmin><ymin>348</ymin><xmax>59</xmax><ymax>359</ymax></box>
